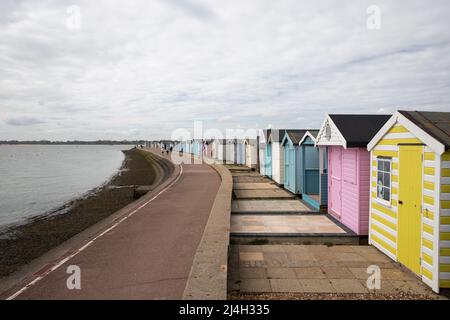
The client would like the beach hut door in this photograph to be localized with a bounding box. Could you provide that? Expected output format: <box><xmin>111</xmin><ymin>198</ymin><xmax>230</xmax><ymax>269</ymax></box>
<box><xmin>329</xmin><ymin>147</ymin><xmax>342</xmax><ymax>216</ymax></box>
<box><xmin>397</xmin><ymin>145</ymin><xmax>422</xmax><ymax>275</ymax></box>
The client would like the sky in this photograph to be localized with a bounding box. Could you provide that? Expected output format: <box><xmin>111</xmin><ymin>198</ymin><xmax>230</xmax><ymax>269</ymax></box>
<box><xmin>1</xmin><ymin>0</ymin><xmax>450</xmax><ymax>141</ymax></box>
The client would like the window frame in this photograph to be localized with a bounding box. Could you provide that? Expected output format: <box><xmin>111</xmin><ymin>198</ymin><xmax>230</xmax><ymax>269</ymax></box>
<box><xmin>375</xmin><ymin>157</ymin><xmax>392</xmax><ymax>206</ymax></box>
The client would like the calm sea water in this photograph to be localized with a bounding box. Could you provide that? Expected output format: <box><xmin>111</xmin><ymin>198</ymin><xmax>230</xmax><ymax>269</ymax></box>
<box><xmin>0</xmin><ymin>145</ymin><xmax>133</xmax><ymax>229</ymax></box>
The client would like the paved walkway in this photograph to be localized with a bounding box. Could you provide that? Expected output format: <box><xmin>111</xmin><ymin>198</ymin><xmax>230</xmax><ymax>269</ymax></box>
<box><xmin>227</xmin><ymin>166</ymin><xmax>349</xmax><ymax>237</ymax></box>
<box><xmin>228</xmin><ymin>245</ymin><xmax>438</xmax><ymax>297</ymax></box>
<box><xmin>232</xmin><ymin>215</ymin><xmax>347</xmax><ymax>235</ymax></box>
<box><xmin>232</xmin><ymin>200</ymin><xmax>312</xmax><ymax>213</ymax></box>
<box><xmin>234</xmin><ymin>189</ymin><xmax>295</xmax><ymax>200</ymax></box>
<box><xmin>7</xmin><ymin>158</ymin><xmax>221</xmax><ymax>300</ymax></box>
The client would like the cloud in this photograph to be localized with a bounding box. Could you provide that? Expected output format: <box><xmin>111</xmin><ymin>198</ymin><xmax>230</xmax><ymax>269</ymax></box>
<box><xmin>0</xmin><ymin>0</ymin><xmax>449</xmax><ymax>140</ymax></box>
<box><xmin>163</xmin><ymin>0</ymin><xmax>215</xmax><ymax>20</ymax></box>
<box><xmin>218</xmin><ymin>115</ymin><xmax>232</xmax><ymax>122</ymax></box>
<box><xmin>5</xmin><ymin>116</ymin><xmax>45</xmax><ymax>126</ymax></box>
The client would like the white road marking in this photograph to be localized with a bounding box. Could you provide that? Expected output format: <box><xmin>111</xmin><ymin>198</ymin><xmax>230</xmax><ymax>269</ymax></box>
<box><xmin>6</xmin><ymin>163</ymin><xmax>184</xmax><ymax>300</ymax></box>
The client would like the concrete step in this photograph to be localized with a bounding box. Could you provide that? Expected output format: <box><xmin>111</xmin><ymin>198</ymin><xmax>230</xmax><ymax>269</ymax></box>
<box><xmin>233</xmin><ymin>189</ymin><xmax>296</xmax><ymax>200</ymax></box>
<box><xmin>230</xmin><ymin>214</ymin><xmax>359</xmax><ymax>245</ymax></box>
<box><xmin>232</xmin><ymin>200</ymin><xmax>314</xmax><ymax>214</ymax></box>
<box><xmin>233</xmin><ymin>183</ymin><xmax>279</xmax><ymax>190</ymax></box>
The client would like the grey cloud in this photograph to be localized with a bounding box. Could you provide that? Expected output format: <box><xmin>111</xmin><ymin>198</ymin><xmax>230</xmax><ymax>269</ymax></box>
<box><xmin>163</xmin><ymin>0</ymin><xmax>214</xmax><ymax>20</ymax></box>
<box><xmin>5</xmin><ymin>117</ymin><xmax>46</xmax><ymax>126</ymax></box>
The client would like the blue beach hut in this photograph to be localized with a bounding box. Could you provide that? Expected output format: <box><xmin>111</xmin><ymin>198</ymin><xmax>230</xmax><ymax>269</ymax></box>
<box><xmin>281</xmin><ymin>130</ymin><xmax>307</xmax><ymax>194</ymax></box>
<box><xmin>264</xmin><ymin>129</ymin><xmax>272</xmax><ymax>178</ymax></box>
<box><xmin>298</xmin><ymin>130</ymin><xmax>322</xmax><ymax>210</ymax></box>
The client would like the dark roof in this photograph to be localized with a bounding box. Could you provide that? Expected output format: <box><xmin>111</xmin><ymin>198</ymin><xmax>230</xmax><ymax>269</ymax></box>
<box><xmin>269</xmin><ymin>129</ymin><xmax>287</xmax><ymax>143</ymax></box>
<box><xmin>285</xmin><ymin>130</ymin><xmax>308</xmax><ymax>145</ymax></box>
<box><xmin>399</xmin><ymin>111</ymin><xmax>450</xmax><ymax>149</ymax></box>
<box><xmin>329</xmin><ymin>114</ymin><xmax>391</xmax><ymax>147</ymax></box>
<box><xmin>263</xmin><ymin>129</ymin><xmax>271</xmax><ymax>141</ymax></box>
<box><xmin>306</xmin><ymin>130</ymin><xmax>320</xmax><ymax>139</ymax></box>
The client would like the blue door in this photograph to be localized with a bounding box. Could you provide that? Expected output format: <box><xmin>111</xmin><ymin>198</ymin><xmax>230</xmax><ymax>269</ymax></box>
<box><xmin>284</xmin><ymin>146</ymin><xmax>296</xmax><ymax>193</ymax></box>
<box><xmin>265</xmin><ymin>144</ymin><xmax>272</xmax><ymax>177</ymax></box>
<box><xmin>304</xmin><ymin>145</ymin><xmax>320</xmax><ymax>194</ymax></box>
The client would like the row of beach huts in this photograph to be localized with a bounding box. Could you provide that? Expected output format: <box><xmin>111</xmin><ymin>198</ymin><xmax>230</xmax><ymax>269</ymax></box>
<box><xmin>149</xmin><ymin>110</ymin><xmax>450</xmax><ymax>293</ymax></box>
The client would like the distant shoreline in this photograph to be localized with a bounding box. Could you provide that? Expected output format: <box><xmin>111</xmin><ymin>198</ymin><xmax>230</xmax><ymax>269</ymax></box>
<box><xmin>0</xmin><ymin>141</ymin><xmax>146</xmax><ymax>146</ymax></box>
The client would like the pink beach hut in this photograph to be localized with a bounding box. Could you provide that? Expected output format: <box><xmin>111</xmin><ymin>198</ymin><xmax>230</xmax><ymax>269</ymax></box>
<box><xmin>316</xmin><ymin>114</ymin><xmax>390</xmax><ymax>235</ymax></box>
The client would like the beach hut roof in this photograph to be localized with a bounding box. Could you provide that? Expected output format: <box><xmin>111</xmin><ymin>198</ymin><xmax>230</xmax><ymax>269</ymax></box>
<box><xmin>267</xmin><ymin>129</ymin><xmax>287</xmax><ymax>143</ymax></box>
<box><xmin>368</xmin><ymin>110</ymin><xmax>450</xmax><ymax>154</ymax></box>
<box><xmin>328</xmin><ymin>114</ymin><xmax>391</xmax><ymax>148</ymax></box>
<box><xmin>284</xmin><ymin>129</ymin><xmax>308</xmax><ymax>145</ymax></box>
<box><xmin>399</xmin><ymin>111</ymin><xmax>450</xmax><ymax>149</ymax></box>
<box><xmin>298</xmin><ymin>130</ymin><xmax>320</xmax><ymax>145</ymax></box>
<box><xmin>262</xmin><ymin>129</ymin><xmax>271</xmax><ymax>141</ymax></box>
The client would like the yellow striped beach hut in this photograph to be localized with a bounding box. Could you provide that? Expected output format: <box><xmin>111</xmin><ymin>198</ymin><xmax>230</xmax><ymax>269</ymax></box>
<box><xmin>367</xmin><ymin>110</ymin><xmax>450</xmax><ymax>293</ymax></box>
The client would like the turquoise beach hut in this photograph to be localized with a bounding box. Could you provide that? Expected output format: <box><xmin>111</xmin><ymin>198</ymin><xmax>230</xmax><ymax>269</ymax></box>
<box><xmin>264</xmin><ymin>129</ymin><xmax>272</xmax><ymax>178</ymax></box>
<box><xmin>298</xmin><ymin>130</ymin><xmax>321</xmax><ymax>210</ymax></box>
<box><xmin>281</xmin><ymin>130</ymin><xmax>307</xmax><ymax>194</ymax></box>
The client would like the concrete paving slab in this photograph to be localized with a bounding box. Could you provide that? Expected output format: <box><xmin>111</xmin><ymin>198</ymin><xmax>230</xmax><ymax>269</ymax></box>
<box><xmin>270</xmin><ymin>279</ymin><xmax>303</xmax><ymax>292</ymax></box>
<box><xmin>298</xmin><ymin>279</ymin><xmax>335</xmax><ymax>293</ymax></box>
<box><xmin>234</xmin><ymin>189</ymin><xmax>295</xmax><ymax>199</ymax></box>
<box><xmin>240</xmin><ymin>268</ymin><xmax>268</xmax><ymax>279</ymax></box>
<box><xmin>233</xmin><ymin>176</ymin><xmax>273</xmax><ymax>183</ymax></box>
<box><xmin>349</xmin><ymin>267</ymin><xmax>371</xmax><ymax>280</ymax></box>
<box><xmin>322</xmin><ymin>267</ymin><xmax>356</xmax><ymax>279</ymax></box>
<box><xmin>233</xmin><ymin>183</ymin><xmax>278</xmax><ymax>190</ymax></box>
<box><xmin>294</xmin><ymin>267</ymin><xmax>326</xmax><ymax>279</ymax></box>
<box><xmin>364</xmin><ymin>280</ymin><xmax>397</xmax><ymax>294</ymax></box>
<box><xmin>266</xmin><ymin>268</ymin><xmax>297</xmax><ymax>279</ymax></box>
<box><xmin>232</xmin><ymin>200</ymin><xmax>312</xmax><ymax>213</ymax></box>
<box><xmin>330</xmin><ymin>279</ymin><xmax>368</xmax><ymax>293</ymax></box>
<box><xmin>240</xmin><ymin>252</ymin><xmax>264</xmax><ymax>261</ymax></box>
<box><xmin>263</xmin><ymin>252</ymin><xmax>290</xmax><ymax>268</ymax></box>
<box><xmin>231</xmin><ymin>172</ymin><xmax>261</xmax><ymax>177</ymax></box>
<box><xmin>231</xmin><ymin>215</ymin><xmax>347</xmax><ymax>235</ymax></box>
<box><xmin>240</xmin><ymin>279</ymin><xmax>271</xmax><ymax>293</ymax></box>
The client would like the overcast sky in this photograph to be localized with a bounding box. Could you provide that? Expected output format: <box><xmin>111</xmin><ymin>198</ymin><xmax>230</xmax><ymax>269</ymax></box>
<box><xmin>1</xmin><ymin>0</ymin><xmax>450</xmax><ymax>140</ymax></box>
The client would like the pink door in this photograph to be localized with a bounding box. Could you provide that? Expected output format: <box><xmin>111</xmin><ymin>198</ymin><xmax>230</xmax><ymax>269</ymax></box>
<box><xmin>329</xmin><ymin>147</ymin><xmax>342</xmax><ymax>216</ymax></box>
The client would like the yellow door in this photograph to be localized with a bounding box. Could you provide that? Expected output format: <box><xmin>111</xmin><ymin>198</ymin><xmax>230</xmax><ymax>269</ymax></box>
<box><xmin>398</xmin><ymin>145</ymin><xmax>422</xmax><ymax>275</ymax></box>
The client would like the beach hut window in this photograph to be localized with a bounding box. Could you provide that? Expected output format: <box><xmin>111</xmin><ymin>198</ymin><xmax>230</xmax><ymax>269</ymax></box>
<box><xmin>376</xmin><ymin>157</ymin><xmax>392</xmax><ymax>204</ymax></box>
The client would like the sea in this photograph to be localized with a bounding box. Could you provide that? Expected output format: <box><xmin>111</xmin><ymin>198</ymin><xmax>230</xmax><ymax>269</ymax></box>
<box><xmin>0</xmin><ymin>145</ymin><xmax>133</xmax><ymax>230</ymax></box>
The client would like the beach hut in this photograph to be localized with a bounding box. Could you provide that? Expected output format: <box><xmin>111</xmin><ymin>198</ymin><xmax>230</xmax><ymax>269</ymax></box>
<box><xmin>268</xmin><ymin>129</ymin><xmax>287</xmax><ymax>186</ymax></box>
<box><xmin>281</xmin><ymin>130</ymin><xmax>307</xmax><ymax>194</ymax></box>
<box><xmin>264</xmin><ymin>129</ymin><xmax>272</xmax><ymax>178</ymax></box>
<box><xmin>259</xmin><ymin>141</ymin><xmax>266</xmax><ymax>175</ymax></box>
<box><xmin>259</xmin><ymin>130</ymin><xmax>270</xmax><ymax>175</ymax></box>
<box><xmin>367</xmin><ymin>110</ymin><xmax>450</xmax><ymax>293</ymax></box>
<box><xmin>299</xmin><ymin>130</ymin><xmax>323</xmax><ymax>210</ymax></box>
<box><xmin>244</xmin><ymin>138</ymin><xmax>258</xmax><ymax>169</ymax></box>
<box><xmin>214</xmin><ymin>139</ymin><xmax>226</xmax><ymax>162</ymax></box>
<box><xmin>225</xmin><ymin>139</ymin><xmax>236</xmax><ymax>164</ymax></box>
<box><xmin>316</xmin><ymin>114</ymin><xmax>391</xmax><ymax>235</ymax></box>
<box><xmin>236</xmin><ymin>139</ymin><xmax>246</xmax><ymax>165</ymax></box>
